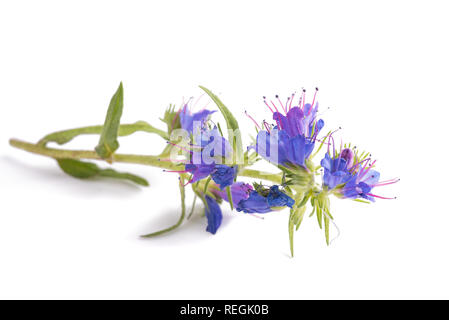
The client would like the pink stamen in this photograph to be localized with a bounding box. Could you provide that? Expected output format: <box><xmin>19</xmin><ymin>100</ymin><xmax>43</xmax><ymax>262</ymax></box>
<box><xmin>350</xmin><ymin>158</ymin><xmax>370</xmax><ymax>173</ymax></box>
<box><xmin>289</xmin><ymin>93</ymin><xmax>295</xmax><ymax>111</ymax></box>
<box><xmin>270</xmin><ymin>100</ymin><xmax>281</xmax><ymax>114</ymax></box>
<box><xmin>314</xmin><ymin>138</ymin><xmax>331</xmax><ymax>145</ymax></box>
<box><xmin>268</xmin><ymin>101</ymin><xmax>283</xmax><ymax>129</ymax></box>
<box><xmin>263</xmin><ymin>120</ymin><xmax>271</xmax><ymax>133</ymax></box>
<box><xmin>302</xmin><ymin>89</ymin><xmax>306</xmax><ymax>108</ymax></box>
<box><xmin>167</xmin><ymin>141</ymin><xmax>192</xmax><ymax>154</ymax></box>
<box><xmin>366</xmin><ymin>193</ymin><xmax>396</xmax><ymax>200</ymax></box>
<box><xmin>356</xmin><ymin>160</ymin><xmax>371</xmax><ymax>182</ymax></box>
<box><xmin>276</xmin><ymin>95</ymin><xmax>286</xmax><ymax>113</ymax></box>
<box><xmin>172</xmin><ymin>108</ymin><xmax>182</xmax><ymax>127</ymax></box>
<box><xmin>263</xmin><ymin>99</ymin><xmax>274</xmax><ymax>113</ymax></box>
<box><xmin>374</xmin><ymin>181</ymin><xmax>399</xmax><ymax>187</ymax></box>
<box><xmin>359</xmin><ymin>160</ymin><xmax>377</xmax><ymax>181</ymax></box>
<box><xmin>245</xmin><ymin>111</ymin><xmax>261</xmax><ymax>130</ymax></box>
<box><xmin>311</xmin><ymin>87</ymin><xmax>318</xmax><ymax>108</ymax></box>
<box><xmin>374</xmin><ymin>178</ymin><xmax>400</xmax><ymax>187</ymax></box>
<box><xmin>192</xmin><ymin>93</ymin><xmax>206</xmax><ymax>109</ymax></box>
<box><xmin>377</xmin><ymin>178</ymin><xmax>400</xmax><ymax>184</ymax></box>
<box><xmin>159</xmin><ymin>158</ymin><xmax>186</xmax><ymax>163</ymax></box>
<box><xmin>164</xmin><ymin>169</ymin><xmax>188</xmax><ymax>173</ymax></box>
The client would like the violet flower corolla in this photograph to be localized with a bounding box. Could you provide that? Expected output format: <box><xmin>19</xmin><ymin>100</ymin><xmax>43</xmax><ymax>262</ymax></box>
<box><xmin>236</xmin><ymin>185</ymin><xmax>295</xmax><ymax>214</ymax></box>
<box><xmin>321</xmin><ymin>141</ymin><xmax>399</xmax><ymax>202</ymax></box>
<box><xmin>166</xmin><ymin>126</ymin><xmax>237</xmax><ymax>189</ymax></box>
<box><xmin>177</xmin><ymin>101</ymin><xmax>216</xmax><ymax>134</ymax></box>
<box><xmin>248</xmin><ymin>89</ymin><xmax>324</xmax><ymax>169</ymax></box>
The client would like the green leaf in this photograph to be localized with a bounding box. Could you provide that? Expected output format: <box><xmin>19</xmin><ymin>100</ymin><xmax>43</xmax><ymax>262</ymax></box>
<box><xmin>56</xmin><ymin>158</ymin><xmax>149</xmax><ymax>186</ymax></box>
<box><xmin>97</xmin><ymin>169</ymin><xmax>149</xmax><ymax>186</ymax></box>
<box><xmin>324</xmin><ymin>215</ymin><xmax>330</xmax><ymax>245</ymax></box>
<box><xmin>199</xmin><ymin>86</ymin><xmax>243</xmax><ymax>162</ymax></box>
<box><xmin>288</xmin><ymin>210</ymin><xmax>295</xmax><ymax>257</ymax></box>
<box><xmin>57</xmin><ymin>158</ymin><xmax>99</xmax><ymax>178</ymax></box>
<box><xmin>95</xmin><ymin>82</ymin><xmax>124</xmax><ymax>159</ymax></box>
<box><xmin>159</xmin><ymin>104</ymin><xmax>181</xmax><ymax>134</ymax></box>
<box><xmin>38</xmin><ymin>121</ymin><xmax>168</xmax><ymax>146</ymax></box>
<box><xmin>226</xmin><ymin>186</ymin><xmax>234</xmax><ymax>211</ymax></box>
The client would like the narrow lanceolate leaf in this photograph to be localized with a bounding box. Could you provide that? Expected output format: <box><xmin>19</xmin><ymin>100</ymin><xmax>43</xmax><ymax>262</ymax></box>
<box><xmin>95</xmin><ymin>82</ymin><xmax>124</xmax><ymax>159</ymax></box>
<box><xmin>226</xmin><ymin>186</ymin><xmax>234</xmax><ymax>211</ymax></box>
<box><xmin>56</xmin><ymin>158</ymin><xmax>149</xmax><ymax>186</ymax></box>
<box><xmin>38</xmin><ymin>121</ymin><xmax>168</xmax><ymax>146</ymax></box>
<box><xmin>288</xmin><ymin>209</ymin><xmax>295</xmax><ymax>258</ymax></box>
<box><xmin>324</xmin><ymin>215</ymin><xmax>330</xmax><ymax>245</ymax></box>
<box><xmin>199</xmin><ymin>86</ymin><xmax>243</xmax><ymax>162</ymax></box>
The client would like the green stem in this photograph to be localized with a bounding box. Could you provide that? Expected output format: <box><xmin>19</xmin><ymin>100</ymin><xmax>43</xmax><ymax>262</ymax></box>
<box><xmin>238</xmin><ymin>168</ymin><xmax>283</xmax><ymax>184</ymax></box>
<box><xmin>9</xmin><ymin>138</ymin><xmax>179</xmax><ymax>170</ymax></box>
<box><xmin>141</xmin><ymin>175</ymin><xmax>186</xmax><ymax>237</ymax></box>
<box><xmin>10</xmin><ymin>139</ymin><xmax>284</xmax><ymax>185</ymax></box>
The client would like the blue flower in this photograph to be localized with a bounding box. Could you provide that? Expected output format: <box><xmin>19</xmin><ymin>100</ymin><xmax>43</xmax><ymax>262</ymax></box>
<box><xmin>184</xmin><ymin>162</ymin><xmax>216</xmax><ymax>184</ymax></box>
<box><xmin>267</xmin><ymin>185</ymin><xmax>295</xmax><ymax>208</ymax></box>
<box><xmin>211</xmin><ymin>165</ymin><xmax>237</xmax><ymax>189</ymax></box>
<box><xmin>194</xmin><ymin>127</ymin><xmax>232</xmax><ymax>159</ymax></box>
<box><xmin>273</xmin><ymin>105</ymin><xmax>323</xmax><ymax>140</ymax></box>
<box><xmin>212</xmin><ymin>182</ymin><xmax>253</xmax><ymax>208</ymax></box>
<box><xmin>180</xmin><ymin>127</ymin><xmax>236</xmax><ymax>188</ymax></box>
<box><xmin>179</xmin><ymin>105</ymin><xmax>215</xmax><ymax>134</ymax></box>
<box><xmin>321</xmin><ymin>152</ymin><xmax>352</xmax><ymax>189</ymax></box>
<box><xmin>341</xmin><ymin>170</ymin><xmax>380</xmax><ymax>201</ymax></box>
<box><xmin>323</xmin><ymin>145</ymin><xmax>399</xmax><ymax>201</ymax></box>
<box><xmin>236</xmin><ymin>185</ymin><xmax>295</xmax><ymax>214</ymax></box>
<box><xmin>205</xmin><ymin>195</ymin><xmax>222</xmax><ymax>234</ymax></box>
<box><xmin>250</xmin><ymin>94</ymin><xmax>324</xmax><ymax>169</ymax></box>
<box><xmin>236</xmin><ymin>190</ymin><xmax>272</xmax><ymax>213</ymax></box>
<box><xmin>253</xmin><ymin>129</ymin><xmax>315</xmax><ymax>168</ymax></box>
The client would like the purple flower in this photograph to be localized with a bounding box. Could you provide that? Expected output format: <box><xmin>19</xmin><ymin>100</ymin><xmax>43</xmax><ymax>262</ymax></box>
<box><xmin>212</xmin><ymin>182</ymin><xmax>253</xmax><ymax>208</ymax></box>
<box><xmin>211</xmin><ymin>165</ymin><xmax>238</xmax><ymax>189</ymax></box>
<box><xmin>267</xmin><ymin>185</ymin><xmax>295</xmax><ymax>208</ymax></box>
<box><xmin>322</xmin><ymin>144</ymin><xmax>399</xmax><ymax>201</ymax></box>
<box><xmin>341</xmin><ymin>169</ymin><xmax>381</xmax><ymax>201</ymax></box>
<box><xmin>184</xmin><ymin>162</ymin><xmax>216</xmax><ymax>184</ymax></box>
<box><xmin>168</xmin><ymin>127</ymin><xmax>235</xmax><ymax>188</ymax></box>
<box><xmin>179</xmin><ymin>104</ymin><xmax>215</xmax><ymax>134</ymax></box>
<box><xmin>194</xmin><ymin>127</ymin><xmax>232</xmax><ymax>159</ymax></box>
<box><xmin>321</xmin><ymin>151</ymin><xmax>352</xmax><ymax>189</ymax></box>
<box><xmin>253</xmin><ymin>129</ymin><xmax>315</xmax><ymax>168</ymax></box>
<box><xmin>273</xmin><ymin>105</ymin><xmax>324</xmax><ymax>140</ymax></box>
<box><xmin>236</xmin><ymin>185</ymin><xmax>295</xmax><ymax>214</ymax></box>
<box><xmin>205</xmin><ymin>195</ymin><xmax>222</xmax><ymax>234</ymax></box>
<box><xmin>236</xmin><ymin>190</ymin><xmax>272</xmax><ymax>213</ymax></box>
<box><xmin>249</xmin><ymin>91</ymin><xmax>324</xmax><ymax>168</ymax></box>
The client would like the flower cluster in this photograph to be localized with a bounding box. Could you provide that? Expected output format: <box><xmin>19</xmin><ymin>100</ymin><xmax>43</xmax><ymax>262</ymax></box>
<box><xmin>10</xmin><ymin>84</ymin><xmax>398</xmax><ymax>256</ymax></box>
<box><xmin>160</xmin><ymin>89</ymin><xmax>397</xmax><ymax>245</ymax></box>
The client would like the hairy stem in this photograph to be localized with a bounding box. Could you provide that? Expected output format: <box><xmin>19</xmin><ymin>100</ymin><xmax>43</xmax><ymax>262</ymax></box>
<box><xmin>10</xmin><ymin>138</ymin><xmax>283</xmax><ymax>184</ymax></box>
<box><xmin>238</xmin><ymin>168</ymin><xmax>283</xmax><ymax>184</ymax></box>
<box><xmin>9</xmin><ymin>138</ymin><xmax>179</xmax><ymax>170</ymax></box>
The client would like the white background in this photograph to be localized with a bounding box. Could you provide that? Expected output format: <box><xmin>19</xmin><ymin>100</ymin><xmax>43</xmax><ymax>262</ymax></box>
<box><xmin>0</xmin><ymin>0</ymin><xmax>447</xmax><ymax>299</ymax></box>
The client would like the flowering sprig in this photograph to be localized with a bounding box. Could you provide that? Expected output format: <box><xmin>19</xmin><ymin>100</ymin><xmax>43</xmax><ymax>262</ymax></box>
<box><xmin>9</xmin><ymin>83</ymin><xmax>398</xmax><ymax>256</ymax></box>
